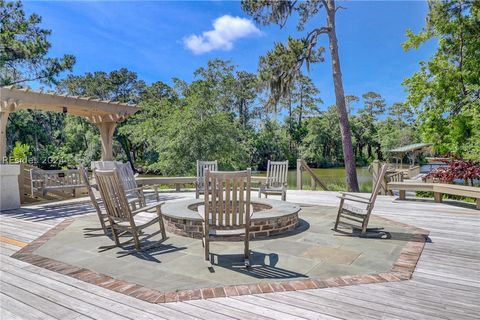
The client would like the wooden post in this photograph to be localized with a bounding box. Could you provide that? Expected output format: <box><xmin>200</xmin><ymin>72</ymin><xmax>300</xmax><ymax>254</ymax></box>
<box><xmin>371</xmin><ymin>160</ymin><xmax>387</xmax><ymax>195</ymax></box>
<box><xmin>0</xmin><ymin>110</ymin><xmax>10</xmax><ymax>163</ymax></box>
<box><xmin>18</xmin><ymin>163</ymin><xmax>25</xmax><ymax>203</ymax></box>
<box><xmin>96</xmin><ymin>121</ymin><xmax>117</xmax><ymax>161</ymax></box>
<box><xmin>296</xmin><ymin>159</ymin><xmax>302</xmax><ymax>190</ymax></box>
<box><xmin>434</xmin><ymin>192</ymin><xmax>443</xmax><ymax>203</ymax></box>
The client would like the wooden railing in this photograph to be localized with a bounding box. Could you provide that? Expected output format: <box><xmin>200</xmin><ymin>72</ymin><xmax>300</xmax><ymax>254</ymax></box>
<box><xmin>135</xmin><ymin>176</ymin><xmax>267</xmax><ymax>192</ymax></box>
<box><xmin>407</xmin><ymin>165</ymin><xmax>421</xmax><ymax>179</ymax></box>
<box><xmin>371</xmin><ymin>160</ymin><xmax>411</xmax><ymax>195</ymax></box>
<box><xmin>296</xmin><ymin>159</ymin><xmax>328</xmax><ymax>191</ymax></box>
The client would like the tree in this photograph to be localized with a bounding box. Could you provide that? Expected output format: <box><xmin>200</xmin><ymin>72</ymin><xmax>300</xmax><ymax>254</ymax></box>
<box><xmin>0</xmin><ymin>0</ymin><xmax>75</xmax><ymax>86</ymax></box>
<box><xmin>57</xmin><ymin>68</ymin><xmax>147</xmax><ymax>167</ymax></box>
<box><xmin>360</xmin><ymin>91</ymin><xmax>386</xmax><ymax>158</ymax></box>
<box><xmin>252</xmin><ymin>120</ymin><xmax>291</xmax><ymax>170</ymax></box>
<box><xmin>375</xmin><ymin>102</ymin><xmax>418</xmax><ymax>159</ymax></box>
<box><xmin>120</xmin><ymin>61</ymin><xmax>253</xmax><ymax>175</ymax></box>
<box><xmin>291</xmin><ymin>74</ymin><xmax>321</xmax><ymax>128</ymax></box>
<box><xmin>403</xmin><ymin>0</ymin><xmax>480</xmax><ymax>161</ymax></box>
<box><xmin>281</xmin><ymin>74</ymin><xmax>321</xmax><ymax>158</ymax></box>
<box><xmin>300</xmin><ymin>105</ymin><xmax>343</xmax><ymax>166</ymax></box>
<box><xmin>233</xmin><ymin>71</ymin><xmax>258</xmax><ymax>128</ymax></box>
<box><xmin>242</xmin><ymin>0</ymin><xmax>360</xmax><ymax>191</ymax></box>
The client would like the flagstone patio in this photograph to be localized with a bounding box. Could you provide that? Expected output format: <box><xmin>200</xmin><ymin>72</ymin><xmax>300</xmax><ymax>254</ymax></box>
<box><xmin>20</xmin><ymin>204</ymin><xmax>426</xmax><ymax>297</ymax></box>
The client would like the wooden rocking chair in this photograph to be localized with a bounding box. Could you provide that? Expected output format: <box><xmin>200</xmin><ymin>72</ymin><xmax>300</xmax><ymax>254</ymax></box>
<box><xmin>94</xmin><ymin>169</ymin><xmax>167</xmax><ymax>251</ymax></box>
<box><xmin>92</xmin><ymin>161</ymin><xmax>160</xmax><ymax>208</ymax></box>
<box><xmin>333</xmin><ymin>164</ymin><xmax>388</xmax><ymax>236</ymax></box>
<box><xmin>259</xmin><ymin>160</ymin><xmax>288</xmax><ymax>201</ymax></box>
<box><xmin>195</xmin><ymin>160</ymin><xmax>218</xmax><ymax>199</ymax></box>
<box><xmin>80</xmin><ymin>167</ymin><xmax>109</xmax><ymax>235</ymax></box>
<box><xmin>200</xmin><ymin>168</ymin><xmax>252</xmax><ymax>266</ymax></box>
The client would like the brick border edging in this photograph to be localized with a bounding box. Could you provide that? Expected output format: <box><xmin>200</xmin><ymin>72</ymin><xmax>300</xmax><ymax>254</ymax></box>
<box><xmin>12</xmin><ymin>217</ymin><xmax>429</xmax><ymax>304</ymax></box>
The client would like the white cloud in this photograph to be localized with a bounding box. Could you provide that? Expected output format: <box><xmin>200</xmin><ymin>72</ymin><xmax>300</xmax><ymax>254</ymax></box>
<box><xmin>184</xmin><ymin>15</ymin><xmax>261</xmax><ymax>54</ymax></box>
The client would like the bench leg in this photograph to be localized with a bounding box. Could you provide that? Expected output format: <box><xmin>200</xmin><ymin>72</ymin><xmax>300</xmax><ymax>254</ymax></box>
<box><xmin>476</xmin><ymin>198</ymin><xmax>479</xmax><ymax>210</ymax></box>
<box><xmin>399</xmin><ymin>190</ymin><xmax>406</xmax><ymax>200</ymax></box>
<box><xmin>434</xmin><ymin>192</ymin><xmax>443</xmax><ymax>203</ymax></box>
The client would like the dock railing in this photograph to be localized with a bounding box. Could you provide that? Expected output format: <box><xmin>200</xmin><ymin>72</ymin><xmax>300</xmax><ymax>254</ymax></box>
<box><xmin>296</xmin><ymin>159</ymin><xmax>328</xmax><ymax>191</ymax></box>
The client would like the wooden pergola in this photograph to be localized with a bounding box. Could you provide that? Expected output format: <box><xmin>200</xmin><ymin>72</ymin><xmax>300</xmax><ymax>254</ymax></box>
<box><xmin>0</xmin><ymin>86</ymin><xmax>139</xmax><ymax>163</ymax></box>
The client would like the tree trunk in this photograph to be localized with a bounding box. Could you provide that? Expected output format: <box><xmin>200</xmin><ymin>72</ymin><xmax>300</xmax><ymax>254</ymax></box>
<box><xmin>326</xmin><ymin>0</ymin><xmax>359</xmax><ymax>191</ymax></box>
<box><xmin>299</xmin><ymin>90</ymin><xmax>303</xmax><ymax>127</ymax></box>
<box><xmin>116</xmin><ymin>129</ymin><xmax>136</xmax><ymax>172</ymax></box>
<box><xmin>288</xmin><ymin>95</ymin><xmax>292</xmax><ymax>129</ymax></box>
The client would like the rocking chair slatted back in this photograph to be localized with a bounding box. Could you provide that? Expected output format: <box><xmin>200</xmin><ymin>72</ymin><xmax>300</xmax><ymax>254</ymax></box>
<box><xmin>94</xmin><ymin>169</ymin><xmax>132</xmax><ymax>222</ymax></box>
<box><xmin>115</xmin><ymin>162</ymin><xmax>137</xmax><ymax>192</ymax></box>
<box><xmin>204</xmin><ymin>169</ymin><xmax>251</xmax><ymax>228</ymax></box>
<box><xmin>196</xmin><ymin>160</ymin><xmax>218</xmax><ymax>198</ymax></box>
<box><xmin>266</xmin><ymin>160</ymin><xmax>288</xmax><ymax>189</ymax></box>
<box><xmin>369</xmin><ymin>164</ymin><xmax>389</xmax><ymax>205</ymax></box>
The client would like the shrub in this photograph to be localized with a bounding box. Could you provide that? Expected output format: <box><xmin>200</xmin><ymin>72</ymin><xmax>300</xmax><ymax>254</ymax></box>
<box><xmin>11</xmin><ymin>142</ymin><xmax>31</xmax><ymax>163</ymax></box>
<box><xmin>426</xmin><ymin>159</ymin><xmax>480</xmax><ymax>185</ymax></box>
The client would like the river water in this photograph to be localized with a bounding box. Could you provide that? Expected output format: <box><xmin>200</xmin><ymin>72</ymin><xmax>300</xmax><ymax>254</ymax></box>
<box><xmin>255</xmin><ymin>167</ymin><xmax>373</xmax><ymax>192</ymax></box>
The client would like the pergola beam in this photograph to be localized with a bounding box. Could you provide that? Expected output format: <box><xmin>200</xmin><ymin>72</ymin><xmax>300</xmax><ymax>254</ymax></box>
<box><xmin>0</xmin><ymin>86</ymin><xmax>136</xmax><ymax>118</ymax></box>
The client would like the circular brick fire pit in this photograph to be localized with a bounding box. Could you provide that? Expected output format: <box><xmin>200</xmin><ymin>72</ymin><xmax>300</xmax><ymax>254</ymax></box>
<box><xmin>161</xmin><ymin>198</ymin><xmax>300</xmax><ymax>239</ymax></box>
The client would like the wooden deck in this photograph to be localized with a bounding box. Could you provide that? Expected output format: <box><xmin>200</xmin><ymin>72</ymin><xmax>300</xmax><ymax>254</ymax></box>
<box><xmin>1</xmin><ymin>191</ymin><xmax>479</xmax><ymax>320</ymax></box>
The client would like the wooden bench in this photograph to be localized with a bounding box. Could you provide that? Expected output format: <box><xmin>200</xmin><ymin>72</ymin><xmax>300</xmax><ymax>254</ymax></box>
<box><xmin>30</xmin><ymin>168</ymin><xmax>85</xmax><ymax>197</ymax></box>
<box><xmin>388</xmin><ymin>182</ymin><xmax>480</xmax><ymax>209</ymax></box>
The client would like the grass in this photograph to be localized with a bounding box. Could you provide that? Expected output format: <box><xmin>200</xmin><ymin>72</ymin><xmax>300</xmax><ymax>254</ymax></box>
<box><xmin>416</xmin><ymin>191</ymin><xmax>476</xmax><ymax>203</ymax></box>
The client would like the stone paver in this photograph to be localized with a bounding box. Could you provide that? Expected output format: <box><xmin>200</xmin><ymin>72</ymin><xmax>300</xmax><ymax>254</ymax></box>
<box><xmin>12</xmin><ymin>205</ymin><xmax>428</xmax><ymax>304</ymax></box>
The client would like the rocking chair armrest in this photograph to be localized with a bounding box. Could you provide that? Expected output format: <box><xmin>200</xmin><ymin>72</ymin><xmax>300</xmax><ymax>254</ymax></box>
<box><xmin>128</xmin><ymin>198</ymin><xmax>142</xmax><ymax>205</ymax></box>
<box><xmin>125</xmin><ymin>186</ymin><xmax>145</xmax><ymax>194</ymax></box>
<box><xmin>131</xmin><ymin>201</ymin><xmax>165</xmax><ymax>215</ymax></box>
<box><xmin>337</xmin><ymin>195</ymin><xmax>372</xmax><ymax>205</ymax></box>
<box><xmin>339</xmin><ymin>192</ymin><xmax>370</xmax><ymax>200</ymax></box>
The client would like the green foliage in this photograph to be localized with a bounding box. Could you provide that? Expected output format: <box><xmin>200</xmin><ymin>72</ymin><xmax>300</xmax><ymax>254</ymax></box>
<box><xmin>403</xmin><ymin>0</ymin><xmax>480</xmax><ymax>161</ymax></box>
<box><xmin>252</xmin><ymin>120</ymin><xmax>292</xmax><ymax>169</ymax></box>
<box><xmin>58</xmin><ymin>68</ymin><xmax>146</xmax><ymax>104</ymax></box>
<box><xmin>49</xmin><ymin>116</ymin><xmax>101</xmax><ymax>167</ymax></box>
<box><xmin>120</xmin><ymin>61</ymin><xmax>254</xmax><ymax>174</ymax></box>
<box><xmin>57</xmin><ymin>68</ymin><xmax>147</xmax><ymax>166</ymax></box>
<box><xmin>259</xmin><ymin>37</ymin><xmax>324</xmax><ymax>107</ymax></box>
<box><xmin>0</xmin><ymin>0</ymin><xmax>75</xmax><ymax>85</ymax></box>
<box><xmin>11</xmin><ymin>141</ymin><xmax>30</xmax><ymax>162</ymax></box>
<box><xmin>300</xmin><ymin>106</ymin><xmax>343</xmax><ymax>166</ymax></box>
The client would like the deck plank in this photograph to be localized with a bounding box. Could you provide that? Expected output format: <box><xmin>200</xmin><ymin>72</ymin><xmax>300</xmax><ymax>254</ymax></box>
<box><xmin>1</xmin><ymin>191</ymin><xmax>479</xmax><ymax>320</ymax></box>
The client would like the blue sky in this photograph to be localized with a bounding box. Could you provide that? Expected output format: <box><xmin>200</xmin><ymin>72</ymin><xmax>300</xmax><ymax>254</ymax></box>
<box><xmin>23</xmin><ymin>1</ymin><xmax>436</xmax><ymax>112</ymax></box>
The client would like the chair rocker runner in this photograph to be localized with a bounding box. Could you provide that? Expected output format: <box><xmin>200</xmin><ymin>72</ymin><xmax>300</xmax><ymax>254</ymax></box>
<box><xmin>333</xmin><ymin>164</ymin><xmax>389</xmax><ymax>236</ymax></box>
<box><xmin>195</xmin><ymin>160</ymin><xmax>218</xmax><ymax>199</ymax></box>
<box><xmin>200</xmin><ymin>168</ymin><xmax>252</xmax><ymax>266</ymax></box>
<box><xmin>94</xmin><ymin>169</ymin><xmax>167</xmax><ymax>251</ymax></box>
<box><xmin>259</xmin><ymin>160</ymin><xmax>288</xmax><ymax>201</ymax></box>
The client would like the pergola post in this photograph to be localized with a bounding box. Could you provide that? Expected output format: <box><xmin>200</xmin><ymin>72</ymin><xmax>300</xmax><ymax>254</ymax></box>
<box><xmin>96</xmin><ymin>121</ymin><xmax>117</xmax><ymax>161</ymax></box>
<box><xmin>0</xmin><ymin>110</ymin><xmax>10</xmax><ymax>163</ymax></box>
<box><xmin>0</xmin><ymin>100</ymin><xmax>20</xmax><ymax>211</ymax></box>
